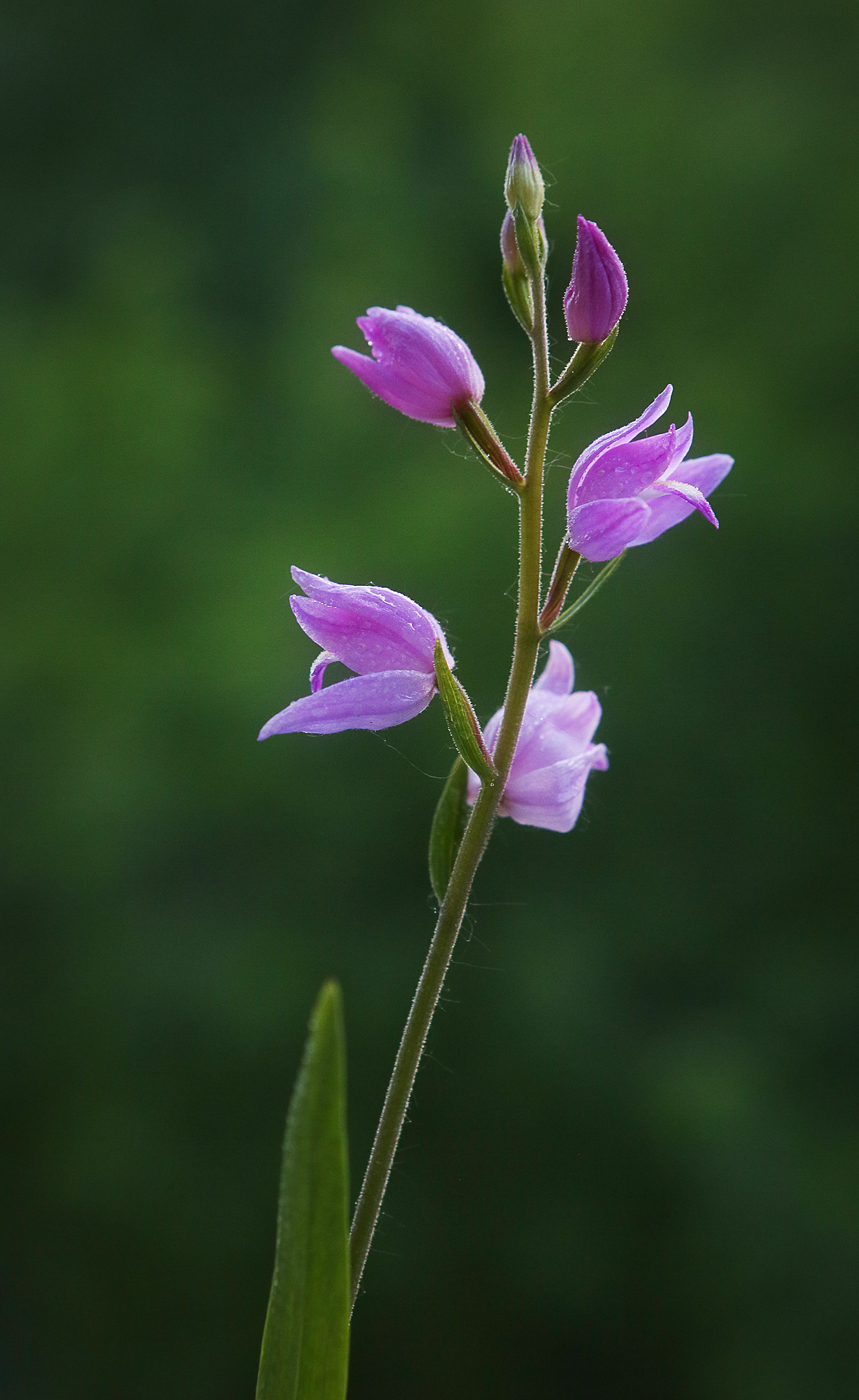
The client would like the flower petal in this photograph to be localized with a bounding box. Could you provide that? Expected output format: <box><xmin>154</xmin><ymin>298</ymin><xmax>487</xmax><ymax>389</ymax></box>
<box><xmin>509</xmin><ymin>691</ymin><xmax>603</xmax><ymax>777</ymax></box>
<box><xmin>566</xmin><ymin>385</ymin><xmax>672</xmax><ymax>503</ymax></box>
<box><xmin>290</xmin><ymin>568</ymin><xmax>452</xmax><ymax>675</ymax></box>
<box><xmin>501</xmin><ymin>745</ymin><xmax>609</xmax><ymax>832</ymax></box>
<box><xmin>567</xmin><ymin>497</ymin><xmax>651</xmax><ymax>562</ymax></box>
<box><xmin>331</xmin><ymin>345</ymin><xmax>456</xmax><ymax>426</ymax></box>
<box><xmin>258</xmin><ymin>670</ymin><xmax>435</xmax><ymax>738</ymax></box>
<box><xmin>533</xmin><ymin>640</ymin><xmax>575</xmax><ymax>695</ymax></box>
<box><xmin>390</xmin><ymin>307</ymin><xmax>485</xmax><ymax>402</ymax></box>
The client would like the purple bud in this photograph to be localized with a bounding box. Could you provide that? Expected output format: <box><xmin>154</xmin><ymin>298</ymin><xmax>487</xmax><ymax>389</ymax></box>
<box><xmin>500</xmin><ymin>210</ymin><xmax>526</xmax><ymax>277</ymax></box>
<box><xmin>504</xmin><ymin>134</ymin><xmax>544</xmax><ymax>220</ymax></box>
<box><xmin>500</xmin><ymin>209</ymin><xmax>547</xmax><ymax>278</ymax></box>
<box><xmin>258</xmin><ymin>568</ymin><xmax>454</xmax><ymax>737</ymax></box>
<box><xmin>566</xmin><ymin>386</ymin><xmax>734</xmax><ymax>561</ymax></box>
<box><xmin>563</xmin><ymin>216</ymin><xmax>628</xmax><ymax>344</ymax></box>
<box><xmin>332</xmin><ymin>306</ymin><xmax>484</xmax><ymax>428</ymax></box>
<box><xmin>466</xmin><ymin>642</ymin><xmax>608</xmax><ymax>832</ymax></box>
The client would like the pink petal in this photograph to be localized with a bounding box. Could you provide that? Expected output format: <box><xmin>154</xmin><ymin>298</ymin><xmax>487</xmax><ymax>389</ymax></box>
<box><xmin>563</xmin><ymin>217</ymin><xmax>628</xmax><ymax>344</ymax></box>
<box><xmin>290</xmin><ymin>568</ymin><xmax>453</xmax><ymax>674</ymax></box>
<box><xmin>566</xmin><ymin>386</ymin><xmax>672</xmax><ymax>502</ymax></box>
<box><xmin>502</xmin><ymin>745</ymin><xmax>609</xmax><ymax>832</ymax></box>
<box><xmin>258</xmin><ymin>670</ymin><xmax>435</xmax><ymax>738</ymax></box>
<box><xmin>333</xmin><ymin>306</ymin><xmax>484</xmax><ymax>428</ymax></box>
<box><xmin>331</xmin><ymin>345</ymin><xmax>456</xmax><ymax>426</ymax></box>
<box><xmin>509</xmin><ymin>691</ymin><xmax>603</xmax><ymax>777</ymax></box>
<box><xmin>533</xmin><ymin>640</ymin><xmax>575</xmax><ymax>695</ymax></box>
<box><xmin>567</xmin><ymin>497</ymin><xmax>651</xmax><ymax>562</ymax></box>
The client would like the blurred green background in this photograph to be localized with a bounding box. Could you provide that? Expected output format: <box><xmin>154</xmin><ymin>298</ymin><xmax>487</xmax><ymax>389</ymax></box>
<box><xmin>2</xmin><ymin>0</ymin><xmax>857</xmax><ymax>1395</ymax></box>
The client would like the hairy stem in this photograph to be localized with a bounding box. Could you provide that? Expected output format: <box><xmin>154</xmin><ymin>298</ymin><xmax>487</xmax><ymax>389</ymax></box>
<box><xmin>348</xmin><ymin>269</ymin><xmax>553</xmax><ymax>1311</ymax></box>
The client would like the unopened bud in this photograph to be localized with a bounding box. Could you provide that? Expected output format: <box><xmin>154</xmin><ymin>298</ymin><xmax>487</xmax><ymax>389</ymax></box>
<box><xmin>500</xmin><ymin>210</ymin><xmax>533</xmax><ymax>332</ymax></box>
<box><xmin>563</xmin><ymin>216</ymin><xmax>628</xmax><ymax>344</ymax></box>
<box><xmin>504</xmin><ymin>134</ymin><xmax>545</xmax><ymax>220</ymax></box>
<box><xmin>500</xmin><ymin>209</ymin><xmax>526</xmax><ymax>278</ymax></box>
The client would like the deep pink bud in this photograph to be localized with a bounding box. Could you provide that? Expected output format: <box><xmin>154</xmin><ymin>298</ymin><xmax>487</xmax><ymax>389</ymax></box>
<box><xmin>563</xmin><ymin>216</ymin><xmax>628</xmax><ymax>344</ymax></box>
<box><xmin>332</xmin><ymin>306</ymin><xmax>484</xmax><ymax>428</ymax></box>
<box><xmin>258</xmin><ymin>568</ymin><xmax>454</xmax><ymax>737</ymax></box>
<box><xmin>466</xmin><ymin>642</ymin><xmax>608</xmax><ymax>832</ymax></box>
<box><xmin>565</xmin><ymin>386</ymin><xmax>734</xmax><ymax>561</ymax></box>
<box><xmin>504</xmin><ymin>134</ymin><xmax>544</xmax><ymax>219</ymax></box>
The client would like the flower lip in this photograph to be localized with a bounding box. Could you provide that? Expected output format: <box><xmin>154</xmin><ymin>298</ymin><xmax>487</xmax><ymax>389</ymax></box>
<box><xmin>466</xmin><ymin>641</ymin><xmax>608</xmax><ymax>833</ymax></box>
<box><xmin>258</xmin><ymin>567</ymin><xmax>453</xmax><ymax>738</ymax></box>
<box><xmin>332</xmin><ymin>306</ymin><xmax>484</xmax><ymax>427</ymax></box>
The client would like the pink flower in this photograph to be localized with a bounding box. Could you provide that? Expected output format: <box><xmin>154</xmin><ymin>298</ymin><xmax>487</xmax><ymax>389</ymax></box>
<box><xmin>258</xmin><ymin>568</ymin><xmax>453</xmax><ymax>737</ymax></box>
<box><xmin>466</xmin><ymin>642</ymin><xmax>608</xmax><ymax>832</ymax></box>
<box><xmin>332</xmin><ymin>306</ymin><xmax>485</xmax><ymax>427</ymax></box>
<box><xmin>563</xmin><ymin>216</ymin><xmax>628</xmax><ymax>344</ymax></box>
<box><xmin>566</xmin><ymin>386</ymin><xmax>734</xmax><ymax>562</ymax></box>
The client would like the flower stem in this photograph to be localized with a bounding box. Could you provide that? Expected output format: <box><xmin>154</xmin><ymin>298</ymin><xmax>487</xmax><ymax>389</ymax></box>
<box><xmin>348</xmin><ymin>273</ymin><xmax>554</xmax><ymax>1311</ymax></box>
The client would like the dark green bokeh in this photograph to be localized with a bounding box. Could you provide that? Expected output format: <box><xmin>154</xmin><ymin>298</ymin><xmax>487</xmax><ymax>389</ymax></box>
<box><xmin>2</xmin><ymin>0</ymin><xmax>857</xmax><ymax>1395</ymax></box>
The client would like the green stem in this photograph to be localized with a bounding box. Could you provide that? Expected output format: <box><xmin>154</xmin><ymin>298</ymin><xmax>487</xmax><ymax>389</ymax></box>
<box><xmin>348</xmin><ymin>271</ymin><xmax>553</xmax><ymax>1311</ymax></box>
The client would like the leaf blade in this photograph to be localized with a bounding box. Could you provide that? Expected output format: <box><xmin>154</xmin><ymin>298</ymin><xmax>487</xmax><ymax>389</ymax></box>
<box><xmin>256</xmin><ymin>982</ymin><xmax>350</xmax><ymax>1400</ymax></box>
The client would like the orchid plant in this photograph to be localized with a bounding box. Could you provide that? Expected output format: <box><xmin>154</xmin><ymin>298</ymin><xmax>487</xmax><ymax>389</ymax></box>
<box><xmin>253</xmin><ymin>136</ymin><xmax>733</xmax><ymax>1400</ymax></box>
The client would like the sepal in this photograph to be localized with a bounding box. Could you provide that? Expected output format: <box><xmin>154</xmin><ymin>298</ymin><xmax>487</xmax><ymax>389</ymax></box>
<box><xmin>433</xmin><ymin>641</ymin><xmax>496</xmax><ymax>784</ymax></box>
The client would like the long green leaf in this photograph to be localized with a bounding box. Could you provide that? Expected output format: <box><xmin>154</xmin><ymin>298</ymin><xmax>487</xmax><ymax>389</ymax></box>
<box><xmin>256</xmin><ymin>982</ymin><xmax>350</xmax><ymax>1400</ymax></box>
<box><xmin>428</xmin><ymin>756</ymin><xmax>469</xmax><ymax>902</ymax></box>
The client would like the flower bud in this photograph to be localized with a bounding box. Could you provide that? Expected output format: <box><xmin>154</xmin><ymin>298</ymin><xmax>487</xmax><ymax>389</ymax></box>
<box><xmin>504</xmin><ymin>134</ymin><xmax>544</xmax><ymax>220</ymax></box>
<box><xmin>332</xmin><ymin>306</ymin><xmax>484</xmax><ymax>427</ymax></box>
<box><xmin>563</xmin><ymin>216</ymin><xmax>628</xmax><ymax>344</ymax></box>
<box><xmin>500</xmin><ymin>210</ymin><xmax>533</xmax><ymax>331</ymax></box>
<box><xmin>500</xmin><ymin>209</ymin><xmax>526</xmax><ymax>278</ymax></box>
